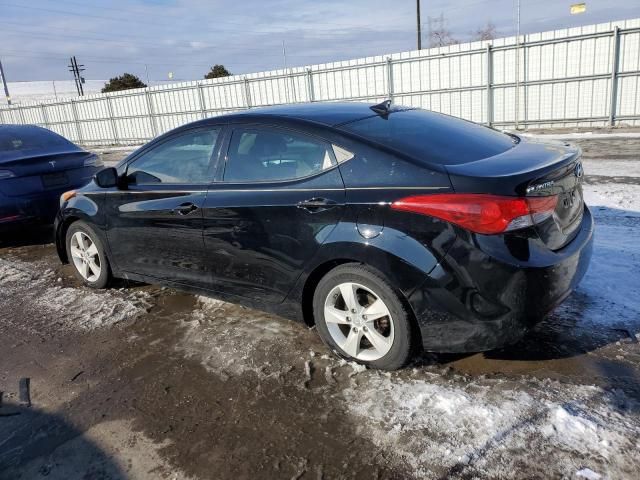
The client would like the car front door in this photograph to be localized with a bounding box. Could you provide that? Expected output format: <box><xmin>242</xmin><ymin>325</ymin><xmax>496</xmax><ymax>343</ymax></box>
<box><xmin>106</xmin><ymin>126</ymin><xmax>222</xmax><ymax>286</ymax></box>
<box><xmin>201</xmin><ymin>125</ymin><xmax>346</xmax><ymax>303</ymax></box>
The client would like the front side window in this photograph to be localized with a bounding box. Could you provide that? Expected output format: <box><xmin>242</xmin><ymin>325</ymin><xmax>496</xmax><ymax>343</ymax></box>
<box><xmin>127</xmin><ymin>128</ymin><xmax>220</xmax><ymax>184</ymax></box>
<box><xmin>224</xmin><ymin>128</ymin><xmax>335</xmax><ymax>182</ymax></box>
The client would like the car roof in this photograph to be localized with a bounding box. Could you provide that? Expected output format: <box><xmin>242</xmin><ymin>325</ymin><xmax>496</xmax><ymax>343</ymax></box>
<box><xmin>189</xmin><ymin>102</ymin><xmax>380</xmax><ymax>129</ymax></box>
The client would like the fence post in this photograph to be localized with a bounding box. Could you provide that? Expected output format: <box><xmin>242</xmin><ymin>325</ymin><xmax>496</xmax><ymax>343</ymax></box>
<box><xmin>386</xmin><ymin>57</ymin><xmax>394</xmax><ymax>103</ymax></box>
<box><xmin>145</xmin><ymin>90</ymin><xmax>158</xmax><ymax>138</ymax></box>
<box><xmin>197</xmin><ymin>83</ymin><xmax>207</xmax><ymax>119</ymax></box>
<box><xmin>306</xmin><ymin>68</ymin><xmax>314</xmax><ymax>102</ymax></box>
<box><xmin>40</xmin><ymin>104</ymin><xmax>50</xmax><ymax>129</ymax></box>
<box><xmin>244</xmin><ymin>77</ymin><xmax>252</xmax><ymax>109</ymax></box>
<box><xmin>105</xmin><ymin>95</ymin><xmax>119</xmax><ymax>144</ymax></box>
<box><xmin>486</xmin><ymin>44</ymin><xmax>493</xmax><ymax>126</ymax></box>
<box><xmin>17</xmin><ymin>106</ymin><xmax>26</xmax><ymax>125</ymax></box>
<box><xmin>70</xmin><ymin>99</ymin><xmax>83</xmax><ymax>144</ymax></box>
<box><xmin>609</xmin><ymin>26</ymin><xmax>621</xmax><ymax>126</ymax></box>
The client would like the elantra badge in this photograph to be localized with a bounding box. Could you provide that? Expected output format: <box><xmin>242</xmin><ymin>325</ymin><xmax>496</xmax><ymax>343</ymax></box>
<box><xmin>526</xmin><ymin>180</ymin><xmax>554</xmax><ymax>193</ymax></box>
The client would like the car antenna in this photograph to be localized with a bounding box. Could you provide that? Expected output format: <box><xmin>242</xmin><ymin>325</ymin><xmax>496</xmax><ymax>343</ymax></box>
<box><xmin>370</xmin><ymin>99</ymin><xmax>393</xmax><ymax>118</ymax></box>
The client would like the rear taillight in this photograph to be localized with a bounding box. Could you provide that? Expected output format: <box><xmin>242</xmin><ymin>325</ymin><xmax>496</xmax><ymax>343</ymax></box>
<box><xmin>391</xmin><ymin>194</ymin><xmax>558</xmax><ymax>235</ymax></box>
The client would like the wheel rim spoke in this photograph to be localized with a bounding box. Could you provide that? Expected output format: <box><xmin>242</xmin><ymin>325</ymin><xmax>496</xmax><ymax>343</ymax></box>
<box><xmin>339</xmin><ymin>283</ymin><xmax>358</xmax><ymax>312</ymax></box>
<box><xmin>341</xmin><ymin>328</ymin><xmax>362</xmax><ymax>357</ymax></box>
<box><xmin>87</xmin><ymin>259</ymin><xmax>100</xmax><ymax>277</ymax></box>
<box><xmin>80</xmin><ymin>261</ymin><xmax>89</xmax><ymax>279</ymax></box>
<box><xmin>363</xmin><ymin>326</ymin><xmax>391</xmax><ymax>353</ymax></box>
<box><xmin>324</xmin><ymin>306</ymin><xmax>350</xmax><ymax>324</ymax></box>
<box><xmin>70</xmin><ymin>246</ymin><xmax>83</xmax><ymax>259</ymax></box>
<box><xmin>86</xmin><ymin>243</ymin><xmax>98</xmax><ymax>257</ymax></box>
<box><xmin>75</xmin><ymin>232</ymin><xmax>87</xmax><ymax>250</ymax></box>
<box><xmin>362</xmin><ymin>299</ymin><xmax>389</xmax><ymax>322</ymax></box>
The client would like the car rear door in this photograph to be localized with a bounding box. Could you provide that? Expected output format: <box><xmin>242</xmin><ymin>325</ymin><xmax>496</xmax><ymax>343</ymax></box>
<box><xmin>201</xmin><ymin>125</ymin><xmax>346</xmax><ymax>303</ymax></box>
<box><xmin>105</xmin><ymin>126</ymin><xmax>223</xmax><ymax>286</ymax></box>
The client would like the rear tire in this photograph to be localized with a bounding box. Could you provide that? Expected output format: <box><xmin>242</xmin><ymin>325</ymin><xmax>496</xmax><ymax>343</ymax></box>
<box><xmin>312</xmin><ymin>263</ymin><xmax>415</xmax><ymax>370</ymax></box>
<box><xmin>65</xmin><ymin>221</ymin><xmax>111</xmax><ymax>289</ymax></box>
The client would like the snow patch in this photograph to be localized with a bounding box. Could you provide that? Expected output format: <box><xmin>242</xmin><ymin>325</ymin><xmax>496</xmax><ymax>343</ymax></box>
<box><xmin>342</xmin><ymin>373</ymin><xmax>640</xmax><ymax>478</ymax></box>
<box><xmin>178</xmin><ymin>295</ymin><xmax>304</xmax><ymax>376</ymax></box>
<box><xmin>0</xmin><ymin>258</ymin><xmax>150</xmax><ymax>330</ymax></box>
<box><xmin>576</xmin><ymin>467</ymin><xmax>602</xmax><ymax>479</ymax></box>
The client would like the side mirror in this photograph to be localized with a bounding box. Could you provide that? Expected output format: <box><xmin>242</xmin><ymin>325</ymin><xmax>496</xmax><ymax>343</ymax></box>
<box><xmin>94</xmin><ymin>167</ymin><xmax>119</xmax><ymax>188</ymax></box>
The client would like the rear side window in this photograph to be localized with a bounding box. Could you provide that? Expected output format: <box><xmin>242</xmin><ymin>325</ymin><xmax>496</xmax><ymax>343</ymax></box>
<box><xmin>224</xmin><ymin>128</ymin><xmax>335</xmax><ymax>182</ymax></box>
<box><xmin>339</xmin><ymin>109</ymin><xmax>515</xmax><ymax>165</ymax></box>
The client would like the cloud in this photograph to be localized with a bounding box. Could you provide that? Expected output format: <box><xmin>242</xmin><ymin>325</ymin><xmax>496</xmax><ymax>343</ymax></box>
<box><xmin>1</xmin><ymin>0</ymin><xmax>638</xmax><ymax>82</ymax></box>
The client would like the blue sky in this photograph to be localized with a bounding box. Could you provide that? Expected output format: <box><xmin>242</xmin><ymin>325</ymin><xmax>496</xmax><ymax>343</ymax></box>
<box><xmin>1</xmin><ymin>0</ymin><xmax>639</xmax><ymax>82</ymax></box>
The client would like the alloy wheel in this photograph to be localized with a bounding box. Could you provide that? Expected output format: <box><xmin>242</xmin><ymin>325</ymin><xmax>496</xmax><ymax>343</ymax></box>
<box><xmin>324</xmin><ymin>282</ymin><xmax>394</xmax><ymax>361</ymax></box>
<box><xmin>70</xmin><ymin>231</ymin><xmax>101</xmax><ymax>282</ymax></box>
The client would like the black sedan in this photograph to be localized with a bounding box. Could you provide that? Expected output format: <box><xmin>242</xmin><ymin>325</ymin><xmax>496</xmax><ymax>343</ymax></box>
<box><xmin>0</xmin><ymin>125</ymin><xmax>102</xmax><ymax>230</ymax></box>
<box><xmin>54</xmin><ymin>102</ymin><xmax>593</xmax><ymax>370</ymax></box>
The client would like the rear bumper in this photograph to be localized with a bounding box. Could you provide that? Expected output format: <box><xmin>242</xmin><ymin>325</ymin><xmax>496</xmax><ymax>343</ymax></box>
<box><xmin>0</xmin><ymin>169</ymin><xmax>96</xmax><ymax>229</ymax></box>
<box><xmin>0</xmin><ymin>190</ymin><xmax>63</xmax><ymax>228</ymax></box>
<box><xmin>408</xmin><ymin>206</ymin><xmax>594</xmax><ymax>353</ymax></box>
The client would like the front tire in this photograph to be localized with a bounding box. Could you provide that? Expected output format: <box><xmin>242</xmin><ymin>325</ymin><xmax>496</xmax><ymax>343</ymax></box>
<box><xmin>312</xmin><ymin>263</ymin><xmax>415</xmax><ymax>370</ymax></box>
<box><xmin>65</xmin><ymin>221</ymin><xmax>111</xmax><ymax>289</ymax></box>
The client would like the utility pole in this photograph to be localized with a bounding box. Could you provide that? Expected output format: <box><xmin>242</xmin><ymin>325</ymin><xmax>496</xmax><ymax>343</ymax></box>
<box><xmin>416</xmin><ymin>0</ymin><xmax>422</xmax><ymax>50</ymax></box>
<box><xmin>0</xmin><ymin>58</ymin><xmax>11</xmax><ymax>105</ymax></box>
<box><xmin>282</xmin><ymin>40</ymin><xmax>291</xmax><ymax>103</ymax></box>
<box><xmin>68</xmin><ymin>56</ymin><xmax>86</xmax><ymax>96</ymax></box>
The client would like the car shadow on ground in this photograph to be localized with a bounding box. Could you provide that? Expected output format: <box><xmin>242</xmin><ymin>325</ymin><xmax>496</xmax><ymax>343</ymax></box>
<box><xmin>0</xmin><ymin>404</ymin><xmax>126</xmax><ymax>480</ymax></box>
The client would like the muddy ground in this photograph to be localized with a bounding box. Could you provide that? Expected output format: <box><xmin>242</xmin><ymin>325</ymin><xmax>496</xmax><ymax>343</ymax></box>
<box><xmin>1</xmin><ymin>135</ymin><xmax>640</xmax><ymax>480</ymax></box>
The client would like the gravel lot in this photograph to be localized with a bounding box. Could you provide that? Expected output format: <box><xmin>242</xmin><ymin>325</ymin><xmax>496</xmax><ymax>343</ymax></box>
<box><xmin>1</xmin><ymin>135</ymin><xmax>639</xmax><ymax>480</ymax></box>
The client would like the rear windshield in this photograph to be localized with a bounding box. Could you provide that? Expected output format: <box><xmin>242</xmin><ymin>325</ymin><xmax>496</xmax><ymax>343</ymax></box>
<box><xmin>339</xmin><ymin>109</ymin><xmax>515</xmax><ymax>165</ymax></box>
<box><xmin>0</xmin><ymin>127</ymin><xmax>77</xmax><ymax>154</ymax></box>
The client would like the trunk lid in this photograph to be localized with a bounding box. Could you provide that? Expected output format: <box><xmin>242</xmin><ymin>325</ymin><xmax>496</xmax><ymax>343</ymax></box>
<box><xmin>445</xmin><ymin>137</ymin><xmax>584</xmax><ymax>250</ymax></box>
<box><xmin>0</xmin><ymin>151</ymin><xmax>95</xmax><ymax>197</ymax></box>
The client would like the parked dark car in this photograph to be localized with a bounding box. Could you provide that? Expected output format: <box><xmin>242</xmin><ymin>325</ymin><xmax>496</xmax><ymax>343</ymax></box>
<box><xmin>0</xmin><ymin>125</ymin><xmax>102</xmax><ymax>231</ymax></box>
<box><xmin>54</xmin><ymin>102</ymin><xmax>593</xmax><ymax>370</ymax></box>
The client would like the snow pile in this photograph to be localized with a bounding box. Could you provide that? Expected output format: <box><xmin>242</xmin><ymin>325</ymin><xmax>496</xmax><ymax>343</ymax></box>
<box><xmin>0</xmin><ymin>257</ymin><xmax>151</xmax><ymax>330</ymax></box>
<box><xmin>179</xmin><ymin>295</ymin><xmax>305</xmax><ymax>376</ymax></box>
<box><xmin>0</xmin><ymin>260</ymin><xmax>44</xmax><ymax>286</ymax></box>
<box><xmin>33</xmin><ymin>286</ymin><xmax>152</xmax><ymax>330</ymax></box>
<box><xmin>343</xmin><ymin>373</ymin><xmax>640</xmax><ymax>478</ymax></box>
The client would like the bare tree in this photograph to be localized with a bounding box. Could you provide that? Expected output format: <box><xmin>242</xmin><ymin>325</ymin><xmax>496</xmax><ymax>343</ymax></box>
<box><xmin>474</xmin><ymin>21</ymin><xmax>497</xmax><ymax>41</ymax></box>
<box><xmin>427</xmin><ymin>13</ymin><xmax>459</xmax><ymax>48</ymax></box>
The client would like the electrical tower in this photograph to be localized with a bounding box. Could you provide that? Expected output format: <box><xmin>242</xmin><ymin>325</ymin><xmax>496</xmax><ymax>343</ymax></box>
<box><xmin>68</xmin><ymin>56</ymin><xmax>86</xmax><ymax>96</ymax></box>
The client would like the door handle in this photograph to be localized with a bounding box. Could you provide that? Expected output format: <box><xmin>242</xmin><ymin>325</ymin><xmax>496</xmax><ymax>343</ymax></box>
<box><xmin>297</xmin><ymin>197</ymin><xmax>338</xmax><ymax>213</ymax></box>
<box><xmin>173</xmin><ymin>202</ymin><xmax>199</xmax><ymax>216</ymax></box>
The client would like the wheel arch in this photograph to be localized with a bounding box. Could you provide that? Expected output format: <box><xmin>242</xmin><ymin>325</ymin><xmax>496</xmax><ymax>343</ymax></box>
<box><xmin>55</xmin><ymin>215</ymin><xmax>81</xmax><ymax>263</ymax></box>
